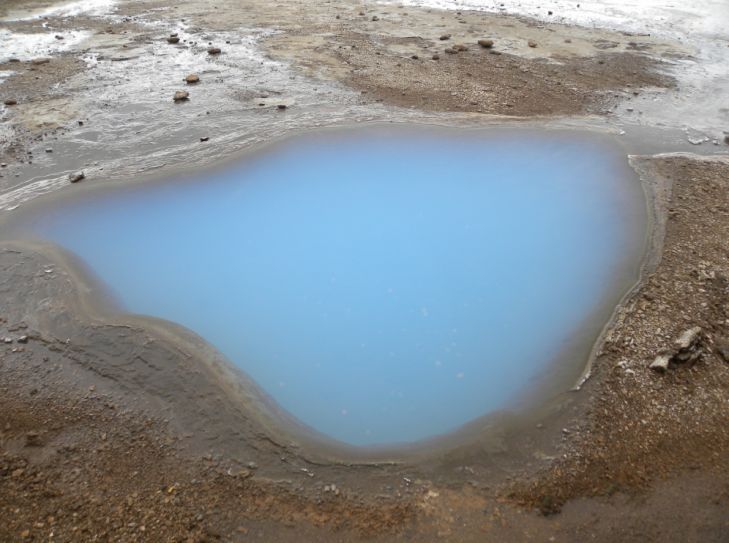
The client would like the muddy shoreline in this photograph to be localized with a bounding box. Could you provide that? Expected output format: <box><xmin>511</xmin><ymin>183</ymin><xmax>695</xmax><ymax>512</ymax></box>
<box><xmin>1</xmin><ymin>0</ymin><xmax>729</xmax><ymax>541</ymax></box>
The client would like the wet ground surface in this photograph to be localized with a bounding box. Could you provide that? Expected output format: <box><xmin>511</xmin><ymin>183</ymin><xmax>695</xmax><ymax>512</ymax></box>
<box><xmin>1</xmin><ymin>0</ymin><xmax>729</xmax><ymax>541</ymax></box>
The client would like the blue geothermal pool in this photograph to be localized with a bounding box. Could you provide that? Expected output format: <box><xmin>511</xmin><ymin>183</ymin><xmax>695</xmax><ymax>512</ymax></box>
<box><xmin>8</xmin><ymin>128</ymin><xmax>647</xmax><ymax>446</ymax></box>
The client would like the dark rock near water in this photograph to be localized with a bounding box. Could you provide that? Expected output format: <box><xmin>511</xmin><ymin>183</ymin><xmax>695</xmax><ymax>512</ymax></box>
<box><xmin>69</xmin><ymin>172</ymin><xmax>85</xmax><ymax>183</ymax></box>
<box><xmin>650</xmin><ymin>327</ymin><xmax>704</xmax><ymax>372</ymax></box>
<box><xmin>173</xmin><ymin>90</ymin><xmax>189</xmax><ymax>102</ymax></box>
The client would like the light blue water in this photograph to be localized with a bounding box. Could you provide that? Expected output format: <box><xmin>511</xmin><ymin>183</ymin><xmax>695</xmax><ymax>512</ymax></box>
<box><xmin>11</xmin><ymin>129</ymin><xmax>645</xmax><ymax>446</ymax></box>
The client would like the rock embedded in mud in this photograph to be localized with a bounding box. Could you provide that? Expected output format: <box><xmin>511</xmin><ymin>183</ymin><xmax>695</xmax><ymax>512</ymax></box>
<box><xmin>207</xmin><ymin>47</ymin><xmax>222</xmax><ymax>55</ymax></box>
<box><xmin>528</xmin><ymin>40</ymin><xmax>538</xmax><ymax>48</ymax></box>
<box><xmin>650</xmin><ymin>326</ymin><xmax>705</xmax><ymax>372</ymax></box>
<box><xmin>3</xmin><ymin>99</ymin><xmax>17</xmax><ymax>106</ymax></box>
<box><xmin>444</xmin><ymin>47</ymin><xmax>457</xmax><ymax>54</ymax></box>
<box><xmin>185</xmin><ymin>74</ymin><xmax>200</xmax><ymax>84</ymax></box>
<box><xmin>432</xmin><ymin>54</ymin><xmax>440</xmax><ymax>60</ymax></box>
<box><xmin>478</xmin><ymin>39</ymin><xmax>495</xmax><ymax>48</ymax></box>
<box><xmin>31</xmin><ymin>58</ymin><xmax>50</xmax><ymax>65</ymax></box>
<box><xmin>440</xmin><ymin>34</ymin><xmax>452</xmax><ymax>41</ymax></box>
<box><xmin>69</xmin><ymin>172</ymin><xmax>85</xmax><ymax>183</ymax></box>
<box><xmin>371</xmin><ymin>15</ymin><xmax>379</xmax><ymax>21</ymax></box>
<box><xmin>277</xmin><ymin>104</ymin><xmax>287</xmax><ymax>110</ymax></box>
<box><xmin>167</xmin><ymin>36</ymin><xmax>180</xmax><ymax>44</ymax></box>
<box><xmin>173</xmin><ymin>90</ymin><xmax>190</xmax><ymax>102</ymax></box>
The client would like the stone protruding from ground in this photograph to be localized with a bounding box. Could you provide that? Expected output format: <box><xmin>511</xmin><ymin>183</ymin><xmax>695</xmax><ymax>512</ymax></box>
<box><xmin>185</xmin><ymin>74</ymin><xmax>200</xmax><ymax>84</ymax></box>
<box><xmin>207</xmin><ymin>47</ymin><xmax>221</xmax><ymax>55</ymax></box>
<box><xmin>478</xmin><ymin>39</ymin><xmax>494</xmax><ymax>48</ymax></box>
<box><xmin>167</xmin><ymin>35</ymin><xmax>180</xmax><ymax>44</ymax></box>
<box><xmin>650</xmin><ymin>326</ymin><xmax>704</xmax><ymax>371</ymax></box>
<box><xmin>528</xmin><ymin>40</ymin><xmax>538</xmax><ymax>48</ymax></box>
<box><xmin>173</xmin><ymin>91</ymin><xmax>189</xmax><ymax>102</ymax></box>
<box><xmin>439</xmin><ymin>34</ymin><xmax>451</xmax><ymax>41</ymax></box>
<box><xmin>68</xmin><ymin>172</ymin><xmax>85</xmax><ymax>183</ymax></box>
<box><xmin>4</xmin><ymin>99</ymin><xmax>17</xmax><ymax>106</ymax></box>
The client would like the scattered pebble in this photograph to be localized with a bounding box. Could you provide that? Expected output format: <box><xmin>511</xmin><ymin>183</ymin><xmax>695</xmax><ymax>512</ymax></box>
<box><xmin>207</xmin><ymin>47</ymin><xmax>222</xmax><ymax>55</ymax></box>
<box><xmin>173</xmin><ymin>90</ymin><xmax>190</xmax><ymax>102</ymax></box>
<box><xmin>185</xmin><ymin>74</ymin><xmax>200</xmax><ymax>84</ymax></box>
<box><xmin>200</xmin><ymin>136</ymin><xmax>209</xmax><ymax>142</ymax></box>
<box><xmin>4</xmin><ymin>99</ymin><xmax>17</xmax><ymax>106</ymax></box>
<box><xmin>31</xmin><ymin>58</ymin><xmax>50</xmax><ymax>65</ymax></box>
<box><xmin>167</xmin><ymin>36</ymin><xmax>180</xmax><ymax>44</ymax></box>
<box><xmin>431</xmin><ymin>54</ymin><xmax>440</xmax><ymax>60</ymax></box>
<box><xmin>371</xmin><ymin>15</ymin><xmax>379</xmax><ymax>21</ymax></box>
<box><xmin>439</xmin><ymin>34</ymin><xmax>451</xmax><ymax>41</ymax></box>
<box><xmin>478</xmin><ymin>39</ymin><xmax>494</xmax><ymax>48</ymax></box>
<box><xmin>68</xmin><ymin>172</ymin><xmax>85</xmax><ymax>183</ymax></box>
<box><xmin>528</xmin><ymin>40</ymin><xmax>538</xmax><ymax>48</ymax></box>
<box><xmin>277</xmin><ymin>104</ymin><xmax>287</xmax><ymax>110</ymax></box>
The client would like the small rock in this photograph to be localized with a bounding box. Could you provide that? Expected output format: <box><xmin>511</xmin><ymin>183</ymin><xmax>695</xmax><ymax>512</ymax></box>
<box><xmin>410</xmin><ymin>54</ymin><xmax>419</xmax><ymax>59</ymax></box>
<box><xmin>25</xmin><ymin>431</ymin><xmax>41</xmax><ymax>447</ymax></box>
<box><xmin>3</xmin><ymin>337</ymin><xmax>12</xmax><ymax>344</ymax></box>
<box><xmin>55</xmin><ymin>35</ymin><xmax>64</xmax><ymax>40</ymax></box>
<box><xmin>167</xmin><ymin>36</ymin><xmax>180</xmax><ymax>44</ymax></box>
<box><xmin>528</xmin><ymin>40</ymin><xmax>538</xmax><ymax>48</ymax></box>
<box><xmin>371</xmin><ymin>15</ymin><xmax>379</xmax><ymax>21</ymax></box>
<box><xmin>173</xmin><ymin>90</ymin><xmax>189</xmax><ymax>102</ymax></box>
<box><xmin>200</xmin><ymin>136</ymin><xmax>209</xmax><ymax>142</ymax></box>
<box><xmin>185</xmin><ymin>74</ymin><xmax>200</xmax><ymax>84</ymax></box>
<box><xmin>17</xmin><ymin>335</ymin><xmax>28</xmax><ymax>343</ymax></box>
<box><xmin>723</xmin><ymin>133</ymin><xmax>729</xmax><ymax>145</ymax></box>
<box><xmin>431</xmin><ymin>54</ymin><xmax>440</xmax><ymax>60</ymax></box>
<box><xmin>31</xmin><ymin>58</ymin><xmax>50</xmax><ymax>65</ymax></box>
<box><xmin>439</xmin><ymin>34</ymin><xmax>451</xmax><ymax>41</ymax></box>
<box><xmin>45</xmin><ymin>148</ymin><xmax>53</xmax><ymax>153</ymax></box>
<box><xmin>68</xmin><ymin>172</ymin><xmax>85</xmax><ymax>183</ymax></box>
<box><xmin>649</xmin><ymin>354</ymin><xmax>670</xmax><ymax>372</ymax></box>
<box><xmin>4</xmin><ymin>99</ymin><xmax>17</xmax><ymax>106</ymax></box>
<box><xmin>478</xmin><ymin>39</ymin><xmax>494</xmax><ymax>48</ymax></box>
<box><xmin>444</xmin><ymin>47</ymin><xmax>457</xmax><ymax>54</ymax></box>
<box><xmin>277</xmin><ymin>104</ymin><xmax>287</xmax><ymax>110</ymax></box>
<box><xmin>454</xmin><ymin>44</ymin><xmax>468</xmax><ymax>51</ymax></box>
<box><xmin>207</xmin><ymin>47</ymin><xmax>221</xmax><ymax>55</ymax></box>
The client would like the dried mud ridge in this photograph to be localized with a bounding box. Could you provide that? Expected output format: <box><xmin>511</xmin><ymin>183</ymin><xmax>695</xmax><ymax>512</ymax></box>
<box><xmin>2</xmin><ymin>157</ymin><xmax>729</xmax><ymax>542</ymax></box>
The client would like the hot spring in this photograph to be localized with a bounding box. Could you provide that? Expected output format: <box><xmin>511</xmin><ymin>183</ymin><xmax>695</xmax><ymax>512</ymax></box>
<box><xmin>3</xmin><ymin>127</ymin><xmax>647</xmax><ymax>446</ymax></box>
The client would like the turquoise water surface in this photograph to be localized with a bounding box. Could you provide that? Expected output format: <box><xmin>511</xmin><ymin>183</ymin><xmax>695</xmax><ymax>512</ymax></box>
<box><xmin>11</xmin><ymin>128</ymin><xmax>646</xmax><ymax>446</ymax></box>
